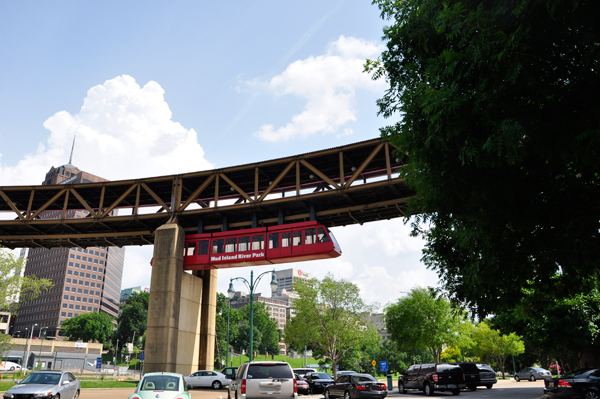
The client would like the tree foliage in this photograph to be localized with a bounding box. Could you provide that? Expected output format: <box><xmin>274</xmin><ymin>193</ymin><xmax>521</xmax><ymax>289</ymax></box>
<box><xmin>233</xmin><ymin>302</ymin><xmax>280</xmax><ymax>357</ymax></box>
<box><xmin>284</xmin><ymin>274</ymin><xmax>378</xmax><ymax>379</ymax></box>
<box><xmin>0</xmin><ymin>248</ymin><xmax>53</xmax><ymax>312</ymax></box>
<box><xmin>385</xmin><ymin>287</ymin><xmax>469</xmax><ymax>362</ymax></box>
<box><xmin>61</xmin><ymin>311</ymin><xmax>115</xmax><ymax>344</ymax></box>
<box><xmin>215</xmin><ymin>293</ymin><xmax>240</xmax><ymax>365</ymax></box>
<box><xmin>115</xmin><ymin>291</ymin><xmax>149</xmax><ymax>348</ymax></box>
<box><xmin>368</xmin><ymin>0</ymin><xmax>600</xmax><ymax>316</ymax></box>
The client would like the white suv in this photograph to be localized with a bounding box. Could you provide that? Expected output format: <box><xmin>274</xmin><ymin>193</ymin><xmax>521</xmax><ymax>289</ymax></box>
<box><xmin>228</xmin><ymin>361</ymin><xmax>298</xmax><ymax>399</ymax></box>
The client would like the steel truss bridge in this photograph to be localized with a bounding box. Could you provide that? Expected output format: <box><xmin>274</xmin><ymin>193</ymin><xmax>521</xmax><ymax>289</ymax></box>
<box><xmin>0</xmin><ymin>138</ymin><xmax>415</xmax><ymax>249</ymax></box>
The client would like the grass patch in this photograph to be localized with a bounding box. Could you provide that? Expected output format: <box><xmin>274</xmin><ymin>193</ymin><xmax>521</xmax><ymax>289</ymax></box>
<box><xmin>226</xmin><ymin>355</ymin><xmax>320</xmax><ymax>369</ymax></box>
<box><xmin>80</xmin><ymin>380</ymin><xmax>139</xmax><ymax>389</ymax></box>
<box><xmin>0</xmin><ymin>381</ymin><xmax>16</xmax><ymax>391</ymax></box>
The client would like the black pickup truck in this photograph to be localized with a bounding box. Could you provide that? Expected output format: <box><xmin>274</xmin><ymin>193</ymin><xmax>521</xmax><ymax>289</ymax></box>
<box><xmin>398</xmin><ymin>363</ymin><xmax>466</xmax><ymax>396</ymax></box>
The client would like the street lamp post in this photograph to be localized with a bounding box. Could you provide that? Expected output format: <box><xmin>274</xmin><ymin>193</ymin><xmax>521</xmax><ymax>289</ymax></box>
<box><xmin>37</xmin><ymin>327</ymin><xmax>47</xmax><ymax>370</ymax></box>
<box><xmin>228</xmin><ymin>269</ymin><xmax>278</xmax><ymax>362</ymax></box>
<box><xmin>23</xmin><ymin>323</ymin><xmax>38</xmax><ymax>371</ymax></box>
<box><xmin>226</xmin><ymin>298</ymin><xmax>231</xmax><ymax>368</ymax></box>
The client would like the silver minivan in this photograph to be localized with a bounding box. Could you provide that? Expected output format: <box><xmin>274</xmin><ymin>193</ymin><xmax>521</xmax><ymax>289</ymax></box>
<box><xmin>228</xmin><ymin>361</ymin><xmax>298</xmax><ymax>399</ymax></box>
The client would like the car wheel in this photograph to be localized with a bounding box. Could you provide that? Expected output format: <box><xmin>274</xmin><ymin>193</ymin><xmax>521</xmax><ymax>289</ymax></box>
<box><xmin>515</xmin><ymin>375</ymin><xmax>520</xmax><ymax>382</ymax></box>
<box><xmin>324</xmin><ymin>388</ymin><xmax>331</xmax><ymax>399</ymax></box>
<box><xmin>74</xmin><ymin>390</ymin><xmax>80</xmax><ymax>399</ymax></box>
<box><xmin>398</xmin><ymin>381</ymin><xmax>406</xmax><ymax>394</ymax></box>
<box><xmin>486</xmin><ymin>385</ymin><xmax>493</xmax><ymax>389</ymax></box>
<box><xmin>586</xmin><ymin>392</ymin><xmax>600</xmax><ymax>399</ymax></box>
<box><xmin>212</xmin><ymin>380</ymin><xmax>222</xmax><ymax>390</ymax></box>
<box><xmin>469</xmin><ymin>385</ymin><xmax>476</xmax><ymax>391</ymax></box>
<box><xmin>228</xmin><ymin>390</ymin><xmax>231</xmax><ymax>399</ymax></box>
<box><xmin>9</xmin><ymin>366</ymin><xmax>14</xmax><ymax>371</ymax></box>
<box><xmin>530</xmin><ymin>375</ymin><xmax>536</xmax><ymax>382</ymax></box>
<box><xmin>344</xmin><ymin>390</ymin><xmax>351</xmax><ymax>399</ymax></box>
<box><xmin>424</xmin><ymin>383</ymin><xmax>434</xmax><ymax>396</ymax></box>
<box><xmin>452</xmin><ymin>390</ymin><xmax>460</xmax><ymax>395</ymax></box>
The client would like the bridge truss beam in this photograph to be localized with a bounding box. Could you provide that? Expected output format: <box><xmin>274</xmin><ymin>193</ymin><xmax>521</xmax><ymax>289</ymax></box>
<box><xmin>0</xmin><ymin>139</ymin><xmax>414</xmax><ymax>248</ymax></box>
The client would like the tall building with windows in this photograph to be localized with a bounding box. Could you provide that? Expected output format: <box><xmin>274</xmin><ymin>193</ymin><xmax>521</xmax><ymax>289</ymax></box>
<box><xmin>272</xmin><ymin>268</ymin><xmax>313</xmax><ymax>296</ymax></box>
<box><xmin>13</xmin><ymin>163</ymin><xmax>125</xmax><ymax>338</ymax></box>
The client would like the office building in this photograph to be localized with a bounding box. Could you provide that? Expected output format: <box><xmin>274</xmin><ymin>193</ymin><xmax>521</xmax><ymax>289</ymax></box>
<box><xmin>13</xmin><ymin>161</ymin><xmax>125</xmax><ymax>338</ymax></box>
<box><xmin>272</xmin><ymin>268</ymin><xmax>313</xmax><ymax>296</ymax></box>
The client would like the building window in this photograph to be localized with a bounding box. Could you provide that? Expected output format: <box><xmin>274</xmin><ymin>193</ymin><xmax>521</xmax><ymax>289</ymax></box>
<box><xmin>61</xmin><ymin>312</ymin><xmax>66</xmax><ymax>317</ymax></box>
<box><xmin>67</xmin><ymin>271</ymin><xmax>72</xmax><ymax>275</ymax></box>
<box><xmin>65</xmin><ymin>287</ymin><xmax>70</xmax><ymax>292</ymax></box>
<box><xmin>74</xmin><ymin>272</ymin><xmax>78</xmax><ymax>276</ymax></box>
<box><xmin>68</xmin><ymin>313</ymin><xmax>72</xmax><ymax>317</ymax></box>
<box><xmin>76</xmin><ymin>297</ymin><xmax>81</xmax><ymax>301</ymax></box>
<box><xmin>68</xmin><ymin>262</ymin><xmax>73</xmax><ymax>266</ymax></box>
<box><xmin>77</xmin><ymin>248</ymin><xmax>81</xmax><ymax>252</ymax></box>
<box><xmin>75</xmin><ymin>263</ymin><xmax>79</xmax><ymax>268</ymax></box>
<box><xmin>93</xmin><ymin>267</ymin><xmax>97</xmax><ymax>271</ymax></box>
<box><xmin>77</xmin><ymin>289</ymin><xmax>82</xmax><ymax>293</ymax></box>
<box><xmin>94</xmin><ymin>299</ymin><xmax>99</xmax><ymax>303</ymax></box>
<box><xmin>69</xmin><ymin>304</ymin><xmax>73</xmax><ymax>309</ymax></box>
<box><xmin>91</xmin><ymin>283</ymin><xmax>95</xmax><ymax>287</ymax></box>
<box><xmin>87</xmin><ymin>306</ymin><xmax>92</xmax><ymax>311</ymax></box>
<box><xmin>93</xmin><ymin>307</ymin><xmax>98</xmax><ymax>311</ymax></box>
<box><xmin>82</xmin><ymin>257</ymin><xmax>87</xmax><ymax>261</ymax></box>
<box><xmin>76</xmin><ymin>255</ymin><xmax>81</xmax><ymax>260</ymax></box>
<box><xmin>66</xmin><ymin>278</ymin><xmax>71</xmax><ymax>283</ymax></box>
<box><xmin>84</xmin><ymin>290</ymin><xmax>88</xmax><ymax>294</ymax></box>
<box><xmin>70</xmin><ymin>296</ymin><xmax>74</xmax><ymax>300</ymax></box>
<box><xmin>63</xmin><ymin>295</ymin><xmax>68</xmax><ymax>300</ymax></box>
<box><xmin>84</xmin><ymin>282</ymin><xmax>89</xmax><ymax>286</ymax></box>
<box><xmin>100</xmin><ymin>261</ymin><xmax>104</xmax><ymax>265</ymax></box>
<box><xmin>69</xmin><ymin>254</ymin><xmax>74</xmax><ymax>259</ymax></box>
<box><xmin>62</xmin><ymin>304</ymin><xmax>67</xmax><ymax>308</ymax></box>
<box><xmin>83</xmin><ymin>249</ymin><xmax>88</xmax><ymax>254</ymax></box>
<box><xmin>83</xmin><ymin>298</ymin><xmax>87</xmax><ymax>302</ymax></box>
<box><xmin>95</xmin><ymin>251</ymin><xmax>99</xmax><ymax>256</ymax></box>
<box><xmin>75</xmin><ymin>305</ymin><xmax>80</xmax><ymax>310</ymax></box>
<box><xmin>79</xmin><ymin>281</ymin><xmax>83</xmax><ymax>285</ymax></box>
<box><xmin>94</xmin><ymin>259</ymin><xmax>98</xmax><ymax>263</ymax></box>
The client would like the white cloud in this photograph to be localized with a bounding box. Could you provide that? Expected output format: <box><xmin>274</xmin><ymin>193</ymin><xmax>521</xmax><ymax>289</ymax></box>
<box><xmin>0</xmin><ymin>75</ymin><xmax>213</xmax><ymax>186</ymax></box>
<box><xmin>254</xmin><ymin>35</ymin><xmax>385</xmax><ymax>142</ymax></box>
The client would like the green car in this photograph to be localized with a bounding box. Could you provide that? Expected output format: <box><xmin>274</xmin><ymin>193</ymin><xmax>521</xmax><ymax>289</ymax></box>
<box><xmin>128</xmin><ymin>372</ymin><xmax>191</xmax><ymax>399</ymax></box>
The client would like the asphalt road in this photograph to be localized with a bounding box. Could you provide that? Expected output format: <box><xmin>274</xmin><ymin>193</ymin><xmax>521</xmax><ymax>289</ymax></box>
<box><xmin>1</xmin><ymin>379</ymin><xmax>546</xmax><ymax>399</ymax></box>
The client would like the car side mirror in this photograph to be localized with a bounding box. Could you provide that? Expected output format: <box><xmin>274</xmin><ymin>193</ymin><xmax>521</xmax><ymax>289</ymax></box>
<box><xmin>14</xmin><ymin>379</ymin><xmax>21</xmax><ymax>384</ymax></box>
<box><xmin>62</xmin><ymin>380</ymin><xmax>70</xmax><ymax>385</ymax></box>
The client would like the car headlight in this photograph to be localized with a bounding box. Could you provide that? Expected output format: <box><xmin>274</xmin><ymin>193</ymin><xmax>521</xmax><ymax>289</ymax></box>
<box><xmin>34</xmin><ymin>393</ymin><xmax>53</xmax><ymax>398</ymax></box>
<box><xmin>3</xmin><ymin>394</ymin><xmax>14</xmax><ymax>399</ymax></box>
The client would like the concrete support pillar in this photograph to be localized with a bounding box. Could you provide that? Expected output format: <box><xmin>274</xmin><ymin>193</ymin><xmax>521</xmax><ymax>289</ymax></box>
<box><xmin>196</xmin><ymin>269</ymin><xmax>218</xmax><ymax>370</ymax></box>
<box><xmin>145</xmin><ymin>223</ymin><xmax>185</xmax><ymax>373</ymax></box>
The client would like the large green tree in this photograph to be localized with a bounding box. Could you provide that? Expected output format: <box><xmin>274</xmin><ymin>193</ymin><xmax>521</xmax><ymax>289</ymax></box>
<box><xmin>284</xmin><ymin>274</ymin><xmax>379</xmax><ymax>379</ymax></box>
<box><xmin>114</xmin><ymin>291</ymin><xmax>149</xmax><ymax>348</ymax></box>
<box><xmin>234</xmin><ymin>302</ymin><xmax>280</xmax><ymax>358</ymax></box>
<box><xmin>385</xmin><ymin>287</ymin><xmax>469</xmax><ymax>362</ymax></box>
<box><xmin>61</xmin><ymin>311</ymin><xmax>114</xmax><ymax>344</ymax></box>
<box><xmin>215</xmin><ymin>293</ymin><xmax>240</xmax><ymax>365</ymax></box>
<box><xmin>368</xmin><ymin>0</ymin><xmax>600</xmax><ymax>316</ymax></box>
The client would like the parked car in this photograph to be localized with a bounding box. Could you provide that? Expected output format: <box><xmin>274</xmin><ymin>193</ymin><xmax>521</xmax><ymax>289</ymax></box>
<box><xmin>295</xmin><ymin>373</ymin><xmax>310</xmax><ymax>395</ymax></box>
<box><xmin>129</xmin><ymin>372</ymin><xmax>191</xmax><ymax>399</ymax></box>
<box><xmin>222</xmin><ymin>366</ymin><xmax>238</xmax><ymax>380</ymax></box>
<box><xmin>294</xmin><ymin>368</ymin><xmax>318</xmax><ymax>378</ymax></box>
<box><xmin>457</xmin><ymin>362</ymin><xmax>481</xmax><ymax>391</ymax></box>
<box><xmin>228</xmin><ymin>361</ymin><xmax>297</xmax><ymax>399</ymax></box>
<box><xmin>476</xmin><ymin>364</ymin><xmax>497</xmax><ymax>389</ymax></box>
<box><xmin>185</xmin><ymin>370</ymin><xmax>231</xmax><ymax>389</ymax></box>
<box><xmin>0</xmin><ymin>360</ymin><xmax>22</xmax><ymax>371</ymax></box>
<box><xmin>398</xmin><ymin>363</ymin><xmax>466</xmax><ymax>396</ymax></box>
<box><xmin>515</xmin><ymin>367</ymin><xmax>552</xmax><ymax>382</ymax></box>
<box><xmin>544</xmin><ymin>368</ymin><xmax>600</xmax><ymax>398</ymax></box>
<box><xmin>325</xmin><ymin>373</ymin><xmax>387</xmax><ymax>399</ymax></box>
<box><xmin>305</xmin><ymin>372</ymin><xmax>335</xmax><ymax>394</ymax></box>
<box><xmin>3</xmin><ymin>371</ymin><xmax>80</xmax><ymax>399</ymax></box>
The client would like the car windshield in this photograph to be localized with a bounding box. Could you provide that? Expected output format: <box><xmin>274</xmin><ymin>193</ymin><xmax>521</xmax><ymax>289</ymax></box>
<box><xmin>21</xmin><ymin>373</ymin><xmax>61</xmax><ymax>385</ymax></box>
<box><xmin>247</xmin><ymin>364</ymin><xmax>293</xmax><ymax>379</ymax></box>
<box><xmin>562</xmin><ymin>369</ymin><xmax>595</xmax><ymax>378</ymax></box>
<box><xmin>436</xmin><ymin>364</ymin><xmax>463</xmax><ymax>373</ymax></box>
<box><xmin>140</xmin><ymin>375</ymin><xmax>180</xmax><ymax>391</ymax></box>
<box><xmin>310</xmin><ymin>373</ymin><xmax>331</xmax><ymax>379</ymax></box>
<box><xmin>352</xmin><ymin>375</ymin><xmax>376</xmax><ymax>383</ymax></box>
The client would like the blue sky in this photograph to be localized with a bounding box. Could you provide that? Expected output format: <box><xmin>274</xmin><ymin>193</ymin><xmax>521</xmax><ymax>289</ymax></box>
<box><xmin>0</xmin><ymin>1</ymin><xmax>438</xmax><ymax>307</ymax></box>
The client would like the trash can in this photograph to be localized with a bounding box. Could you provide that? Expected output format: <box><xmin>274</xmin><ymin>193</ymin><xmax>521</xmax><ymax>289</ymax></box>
<box><xmin>387</xmin><ymin>374</ymin><xmax>393</xmax><ymax>391</ymax></box>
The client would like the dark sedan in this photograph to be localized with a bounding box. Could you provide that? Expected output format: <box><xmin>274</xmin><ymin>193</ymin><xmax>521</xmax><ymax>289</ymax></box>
<box><xmin>295</xmin><ymin>373</ymin><xmax>310</xmax><ymax>395</ymax></box>
<box><xmin>305</xmin><ymin>372</ymin><xmax>335</xmax><ymax>394</ymax></box>
<box><xmin>544</xmin><ymin>368</ymin><xmax>600</xmax><ymax>399</ymax></box>
<box><xmin>325</xmin><ymin>373</ymin><xmax>387</xmax><ymax>399</ymax></box>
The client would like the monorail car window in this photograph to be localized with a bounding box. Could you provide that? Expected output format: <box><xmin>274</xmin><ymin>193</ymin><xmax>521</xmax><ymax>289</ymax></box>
<box><xmin>305</xmin><ymin>228</ymin><xmax>316</xmax><ymax>245</ymax></box>
<box><xmin>269</xmin><ymin>233</ymin><xmax>279</xmax><ymax>249</ymax></box>
<box><xmin>317</xmin><ymin>227</ymin><xmax>331</xmax><ymax>243</ymax></box>
<box><xmin>198</xmin><ymin>240</ymin><xmax>209</xmax><ymax>255</ymax></box>
<box><xmin>282</xmin><ymin>232</ymin><xmax>291</xmax><ymax>247</ymax></box>
<box><xmin>225</xmin><ymin>237</ymin><xmax>237</xmax><ymax>253</ymax></box>
<box><xmin>252</xmin><ymin>235</ymin><xmax>265</xmax><ymax>250</ymax></box>
<box><xmin>213</xmin><ymin>239</ymin><xmax>224</xmax><ymax>254</ymax></box>
<box><xmin>293</xmin><ymin>231</ymin><xmax>302</xmax><ymax>246</ymax></box>
<box><xmin>185</xmin><ymin>242</ymin><xmax>196</xmax><ymax>256</ymax></box>
<box><xmin>238</xmin><ymin>236</ymin><xmax>251</xmax><ymax>252</ymax></box>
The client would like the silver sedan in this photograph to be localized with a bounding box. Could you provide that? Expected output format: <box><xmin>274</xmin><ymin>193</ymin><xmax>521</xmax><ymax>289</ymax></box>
<box><xmin>514</xmin><ymin>367</ymin><xmax>552</xmax><ymax>382</ymax></box>
<box><xmin>185</xmin><ymin>370</ymin><xmax>231</xmax><ymax>389</ymax></box>
<box><xmin>3</xmin><ymin>370</ymin><xmax>81</xmax><ymax>399</ymax></box>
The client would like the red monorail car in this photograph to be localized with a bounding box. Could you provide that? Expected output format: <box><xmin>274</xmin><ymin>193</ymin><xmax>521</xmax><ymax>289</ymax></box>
<box><xmin>182</xmin><ymin>221</ymin><xmax>341</xmax><ymax>270</ymax></box>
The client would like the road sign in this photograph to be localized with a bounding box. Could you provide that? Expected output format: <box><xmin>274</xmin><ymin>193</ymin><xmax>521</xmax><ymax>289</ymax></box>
<box><xmin>371</xmin><ymin>360</ymin><xmax>376</xmax><ymax>367</ymax></box>
<box><xmin>380</xmin><ymin>361</ymin><xmax>388</xmax><ymax>372</ymax></box>
<box><xmin>140</xmin><ymin>353</ymin><xmax>144</xmax><ymax>361</ymax></box>
<box><xmin>96</xmin><ymin>357</ymin><xmax>102</xmax><ymax>370</ymax></box>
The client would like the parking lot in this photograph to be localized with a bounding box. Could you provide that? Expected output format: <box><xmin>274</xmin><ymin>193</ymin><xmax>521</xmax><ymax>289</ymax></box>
<box><xmin>50</xmin><ymin>379</ymin><xmax>545</xmax><ymax>399</ymax></box>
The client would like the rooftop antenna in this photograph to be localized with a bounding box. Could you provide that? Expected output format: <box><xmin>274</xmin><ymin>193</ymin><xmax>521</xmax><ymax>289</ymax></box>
<box><xmin>68</xmin><ymin>135</ymin><xmax>76</xmax><ymax>165</ymax></box>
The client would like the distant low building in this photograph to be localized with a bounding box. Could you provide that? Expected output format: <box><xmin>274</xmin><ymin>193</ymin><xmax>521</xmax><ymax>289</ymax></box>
<box><xmin>367</xmin><ymin>313</ymin><xmax>391</xmax><ymax>340</ymax></box>
<box><xmin>120</xmin><ymin>286</ymin><xmax>149</xmax><ymax>304</ymax></box>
